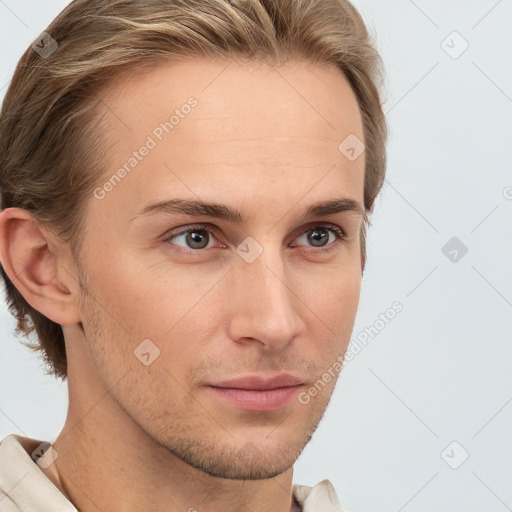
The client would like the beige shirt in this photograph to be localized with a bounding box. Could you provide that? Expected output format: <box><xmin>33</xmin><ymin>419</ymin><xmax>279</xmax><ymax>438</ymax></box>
<box><xmin>0</xmin><ymin>435</ymin><xmax>348</xmax><ymax>511</ymax></box>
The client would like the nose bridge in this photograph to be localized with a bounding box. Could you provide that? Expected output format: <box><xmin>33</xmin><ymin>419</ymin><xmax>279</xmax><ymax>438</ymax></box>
<box><xmin>228</xmin><ymin>241</ymin><xmax>303</xmax><ymax>348</ymax></box>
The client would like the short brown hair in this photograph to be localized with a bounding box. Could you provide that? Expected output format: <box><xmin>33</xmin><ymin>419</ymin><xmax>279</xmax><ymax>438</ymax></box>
<box><xmin>0</xmin><ymin>0</ymin><xmax>388</xmax><ymax>379</ymax></box>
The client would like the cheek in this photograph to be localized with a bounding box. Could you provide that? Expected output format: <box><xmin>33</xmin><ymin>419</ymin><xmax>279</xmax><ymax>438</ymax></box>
<box><xmin>85</xmin><ymin>256</ymin><xmax>221</xmax><ymax>385</ymax></box>
<box><xmin>302</xmin><ymin>262</ymin><xmax>361</xmax><ymax>322</ymax></box>
<box><xmin>300</xmin><ymin>267</ymin><xmax>361</xmax><ymax>366</ymax></box>
<box><xmin>84</xmin><ymin>245</ymin><xmax>188</xmax><ymax>339</ymax></box>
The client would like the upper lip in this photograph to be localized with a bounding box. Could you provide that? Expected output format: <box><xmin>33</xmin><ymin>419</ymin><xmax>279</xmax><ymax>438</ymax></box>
<box><xmin>208</xmin><ymin>374</ymin><xmax>304</xmax><ymax>390</ymax></box>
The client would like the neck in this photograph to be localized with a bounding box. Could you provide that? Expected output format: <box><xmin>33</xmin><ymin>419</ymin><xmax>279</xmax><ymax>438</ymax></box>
<box><xmin>42</xmin><ymin>369</ymin><xmax>295</xmax><ymax>512</ymax></box>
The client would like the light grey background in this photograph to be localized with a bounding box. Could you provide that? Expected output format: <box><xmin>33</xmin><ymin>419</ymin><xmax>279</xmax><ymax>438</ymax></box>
<box><xmin>1</xmin><ymin>1</ymin><xmax>511</xmax><ymax>511</ymax></box>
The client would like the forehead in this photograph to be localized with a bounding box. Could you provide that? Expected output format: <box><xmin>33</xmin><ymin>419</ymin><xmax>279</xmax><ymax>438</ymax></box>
<box><xmin>99</xmin><ymin>55</ymin><xmax>363</xmax><ymax>150</ymax></box>
<box><xmin>92</xmin><ymin>57</ymin><xmax>365</xmax><ymax>221</ymax></box>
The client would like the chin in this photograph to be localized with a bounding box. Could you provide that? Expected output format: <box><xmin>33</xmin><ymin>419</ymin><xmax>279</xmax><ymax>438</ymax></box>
<box><xmin>174</xmin><ymin>442</ymin><xmax>302</xmax><ymax>480</ymax></box>
<box><xmin>159</xmin><ymin>420</ymin><xmax>318</xmax><ymax>480</ymax></box>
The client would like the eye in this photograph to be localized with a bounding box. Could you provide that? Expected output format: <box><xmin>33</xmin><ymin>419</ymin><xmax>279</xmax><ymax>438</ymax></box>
<box><xmin>293</xmin><ymin>224</ymin><xmax>346</xmax><ymax>253</ymax></box>
<box><xmin>162</xmin><ymin>223</ymin><xmax>346</xmax><ymax>255</ymax></box>
<box><xmin>163</xmin><ymin>224</ymin><xmax>219</xmax><ymax>252</ymax></box>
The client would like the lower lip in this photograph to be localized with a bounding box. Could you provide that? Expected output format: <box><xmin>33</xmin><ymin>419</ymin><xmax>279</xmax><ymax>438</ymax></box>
<box><xmin>207</xmin><ymin>385</ymin><xmax>302</xmax><ymax>412</ymax></box>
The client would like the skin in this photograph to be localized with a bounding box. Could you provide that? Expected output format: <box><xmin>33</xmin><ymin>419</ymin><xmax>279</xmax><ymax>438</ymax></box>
<box><xmin>0</xmin><ymin>57</ymin><xmax>365</xmax><ymax>511</ymax></box>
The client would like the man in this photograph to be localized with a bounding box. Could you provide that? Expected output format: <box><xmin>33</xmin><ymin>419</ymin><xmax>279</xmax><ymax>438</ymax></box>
<box><xmin>0</xmin><ymin>0</ymin><xmax>387</xmax><ymax>510</ymax></box>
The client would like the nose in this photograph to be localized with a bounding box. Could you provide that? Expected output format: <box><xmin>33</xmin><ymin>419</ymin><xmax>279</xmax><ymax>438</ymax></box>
<box><xmin>226</xmin><ymin>244</ymin><xmax>305</xmax><ymax>351</ymax></box>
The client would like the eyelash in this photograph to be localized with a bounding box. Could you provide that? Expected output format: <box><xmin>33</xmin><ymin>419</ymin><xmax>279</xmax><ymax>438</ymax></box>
<box><xmin>162</xmin><ymin>223</ymin><xmax>346</xmax><ymax>256</ymax></box>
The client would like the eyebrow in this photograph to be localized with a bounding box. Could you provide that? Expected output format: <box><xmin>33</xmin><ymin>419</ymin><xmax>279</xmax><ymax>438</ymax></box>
<box><xmin>129</xmin><ymin>197</ymin><xmax>366</xmax><ymax>224</ymax></box>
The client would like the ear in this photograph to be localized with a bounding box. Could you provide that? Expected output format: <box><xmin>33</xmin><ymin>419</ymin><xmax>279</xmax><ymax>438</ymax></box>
<box><xmin>0</xmin><ymin>207</ymin><xmax>82</xmax><ymax>325</ymax></box>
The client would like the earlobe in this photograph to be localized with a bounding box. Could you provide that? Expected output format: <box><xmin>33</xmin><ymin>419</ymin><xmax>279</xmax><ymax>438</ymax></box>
<box><xmin>0</xmin><ymin>207</ymin><xmax>82</xmax><ymax>326</ymax></box>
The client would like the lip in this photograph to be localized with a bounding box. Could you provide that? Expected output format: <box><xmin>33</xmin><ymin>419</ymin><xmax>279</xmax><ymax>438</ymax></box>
<box><xmin>211</xmin><ymin>374</ymin><xmax>303</xmax><ymax>390</ymax></box>
<box><xmin>206</xmin><ymin>374</ymin><xmax>304</xmax><ymax>412</ymax></box>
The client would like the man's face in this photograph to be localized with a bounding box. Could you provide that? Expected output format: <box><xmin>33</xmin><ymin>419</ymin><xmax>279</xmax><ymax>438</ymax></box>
<box><xmin>73</xmin><ymin>57</ymin><xmax>365</xmax><ymax>479</ymax></box>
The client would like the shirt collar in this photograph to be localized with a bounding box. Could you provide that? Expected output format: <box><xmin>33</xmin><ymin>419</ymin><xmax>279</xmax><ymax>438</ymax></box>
<box><xmin>292</xmin><ymin>479</ymin><xmax>346</xmax><ymax>511</ymax></box>
<box><xmin>0</xmin><ymin>434</ymin><xmax>77</xmax><ymax>511</ymax></box>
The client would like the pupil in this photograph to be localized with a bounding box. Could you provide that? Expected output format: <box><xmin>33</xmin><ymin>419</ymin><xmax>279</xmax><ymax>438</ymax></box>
<box><xmin>309</xmin><ymin>228</ymin><xmax>328</xmax><ymax>247</ymax></box>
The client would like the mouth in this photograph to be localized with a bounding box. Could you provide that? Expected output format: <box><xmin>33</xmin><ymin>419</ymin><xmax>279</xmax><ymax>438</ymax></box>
<box><xmin>205</xmin><ymin>374</ymin><xmax>304</xmax><ymax>412</ymax></box>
